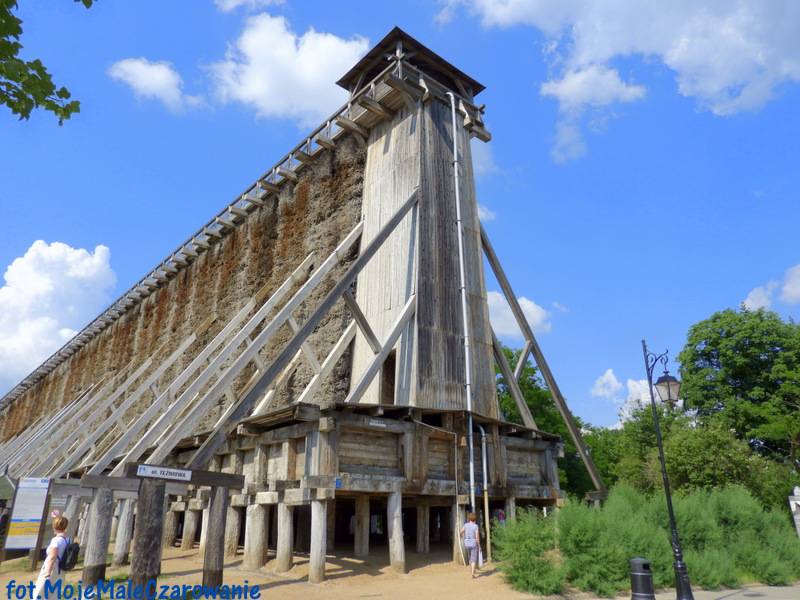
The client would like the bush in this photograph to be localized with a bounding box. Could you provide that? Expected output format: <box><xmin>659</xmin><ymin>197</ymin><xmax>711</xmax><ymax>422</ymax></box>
<box><xmin>492</xmin><ymin>508</ymin><xmax>565</xmax><ymax>595</ymax></box>
<box><xmin>493</xmin><ymin>485</ymin><xmax>800</xmax><ymax>597</ymax></box>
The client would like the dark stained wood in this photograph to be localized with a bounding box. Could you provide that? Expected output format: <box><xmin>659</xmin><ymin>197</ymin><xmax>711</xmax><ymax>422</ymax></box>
<box><xmin>130</xmin><ymin>479</ymin><xmax>165</xmax><ymax>588</ymax></box>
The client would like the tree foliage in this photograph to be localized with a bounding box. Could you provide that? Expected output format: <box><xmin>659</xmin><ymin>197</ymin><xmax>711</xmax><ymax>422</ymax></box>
<box><xmin>0</xmin><ymin>0</ymin><xmax>92</xmax><ymax>124</ymax></box>
<box><xmin>677</xmin><ymin>308</ymin><xmax>800</xmax><ymax>465</ymax></box>
<box><xmin>495</xmin><ymin>308</ymin><xmax>800</xmax><ymax>507</ymax></box>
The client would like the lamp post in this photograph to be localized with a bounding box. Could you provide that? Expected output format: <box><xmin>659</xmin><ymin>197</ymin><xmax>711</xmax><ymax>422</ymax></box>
<box><xmin>641</xmin><ymin>340</ymin><xmax>694</xmax><ymax>600</ymax></box>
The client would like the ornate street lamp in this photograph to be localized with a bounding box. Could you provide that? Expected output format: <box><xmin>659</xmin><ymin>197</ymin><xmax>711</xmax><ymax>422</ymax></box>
<box><xmin>641</xmin><ymin>340</ymin><xmax>694</xmax><ymax>600</ymax></box>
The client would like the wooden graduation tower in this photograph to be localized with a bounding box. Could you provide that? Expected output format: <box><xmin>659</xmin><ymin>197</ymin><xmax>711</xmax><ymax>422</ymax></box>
<box><xmin>0</xmin><ymin>28</ymin><xmax>604</xmax><ymax>582</ymax></box>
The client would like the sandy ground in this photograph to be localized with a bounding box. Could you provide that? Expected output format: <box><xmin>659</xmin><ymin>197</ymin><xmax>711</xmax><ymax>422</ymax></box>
<box><xmin>1</xmin><ymin>544</ymin><xmax>797</xmax><ymax>600</ymax></box>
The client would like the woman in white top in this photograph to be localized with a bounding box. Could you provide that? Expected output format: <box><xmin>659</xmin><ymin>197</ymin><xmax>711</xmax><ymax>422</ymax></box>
<box><xmin>459</xmin><ymin>512</ymin><xmax>481</xmax><ymax>579</ymax></box>
<box><xmin>33</xmin><ymin>515</ymin><xmax>69</xmax><ymax>599</ymax></box>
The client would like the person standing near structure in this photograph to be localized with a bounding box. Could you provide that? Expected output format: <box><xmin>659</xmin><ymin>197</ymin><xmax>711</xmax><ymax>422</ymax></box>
<box><xmin>460</xmin><ymin>512</ymin><xmax>481</xmax><ymax>579</ymax></box>
<box><xmin>32</xmin><ymin>515</ymin><xmax>69</xmax><ymax>599</ymax></box>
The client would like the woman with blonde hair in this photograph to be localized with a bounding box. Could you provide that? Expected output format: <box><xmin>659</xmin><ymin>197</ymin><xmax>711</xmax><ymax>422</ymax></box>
<box><xmin>32</xmin><ymin>513</ymin><xmax>69</xmax><ymax>599</ymax></box>
<box><xmin>459</xmin><ymin>512</ymin><xmax>480</xmax><ymax>579</ymax></box>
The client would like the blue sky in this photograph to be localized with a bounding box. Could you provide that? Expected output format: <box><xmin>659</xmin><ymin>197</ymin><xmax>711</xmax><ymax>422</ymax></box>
<box><xmin>1</xmin><ymin>1</ymin><xmax>799</xmax><ymax>427</ymax></box>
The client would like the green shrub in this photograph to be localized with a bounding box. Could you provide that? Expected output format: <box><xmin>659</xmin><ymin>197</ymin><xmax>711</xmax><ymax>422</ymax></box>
<box><xmin>492</xmin><ymin>508</ymin><xmax>565</xmax><ymax>595</ymax></box>
<box><xmin>492</xmin><ymin>485</ymin><xmax>800</xmax><ymax>597</ymax></box>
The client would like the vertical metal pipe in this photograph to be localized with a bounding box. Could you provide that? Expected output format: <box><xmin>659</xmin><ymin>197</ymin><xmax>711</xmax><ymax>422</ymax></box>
<box><xmin>476</xmin><ymin>423</ymin><xmax>492</xmax><ymax>562</ymax></box>
<box><xmin>447</xmin><ymin>91</ymin><xmax>476</xmax><ymax>515</ymax></box>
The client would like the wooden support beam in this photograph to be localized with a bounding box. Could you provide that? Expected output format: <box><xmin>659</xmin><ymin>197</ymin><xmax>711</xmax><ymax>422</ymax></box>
<box><xmin>187</xmin><ymin>191</ymin><xmax>418</xmax><ymax>470</ymax></box>
<box><xmin>130</xmin><ymin>479</ymin><xmax>165</xmax><ymax>588</ymax></box>
<box><xmin>82</xmin><ymin>487</ymin><xmax>114</xmax><ymax>585</ymax></box>
<box><xmin>224</xmin><ymin>504</ymin><xmax>240</xmax><ymax>558</ymax></box>
<box><xmin>274</xmin><ymin>502</ymin><xmax>293</xmax><ymax>573</ymax></box>
<box><xmin>115</xmin><ymin>256</ymin><xmax>314</xmax><ymax>471</ymax></box>
<box><xmin>294</xmin><ymin>150</ymin><xmax>314</xmax><ymax>164</ymax></box>
<box><xmin>481</xmin><ymin>224</ymin><xmax>606</xmax><ymax>495</ymax></box>
<box><xmin>179</xmin><ymin>508</ymin><xmax>198</xmax><ymax>550</ymax></box>
<box><xmin>276</xmin><ymin>167</ymin><xmax>298</xmax><ymax>182</ymax></box>
<box><xmin>344</xmin><ymin>295</ymin><xmax>416</xmax><ymax>404</ymax></box>
<box><xmin>112</xmin><ymin>498</ymin><xmax>134</xmax><ymax>566</ymax></box>
<box><xmin>293</xmin><ymin>322</ymin><xmax>356</xmax><ymax>406</ymax></box>
<box><xmin>258</xmin><ymin>179</ymin><xmax>280</xmax><ymax>194</ymax></box>
<box><xmin>202</xmin><ymin>486</ymin><xmax>228</xmax><ymax>587</ymax></box>
<box><xmin>357</xmin><ymin>96</ymin><xmax>392</xmax><ymax>120</ymax></box>
<box><xmin>491</xmin><ymin>329</ymin><xmax>538</xmax><ymax>430</ymax></box>
<box><xmin>243</xmin><ymin>504</ymin><xmax>268</xmax><ymax>570</ymax></box>
<box><xmin>205</xmin><ymin>226</ymin><xmax>223</xmax><ymax>239</ymax></box>
<box><xmin>229</xmin><ymin>205</ymin><xmax>250</xmax><ymax>218</ymax></box>
<box><xmin>513</xmin><ymin>340</ymin><xmax>533</xmax><ymax>382</ymax></box>
<box><xmin>354</xmin><ymin>495</ymin><xmax>369</xmax><ymax>558</ymax></box>
<box><xmin>416</xmin><ymin>503</ymin><xmax>430</xmax><ymax>553</ymax></box>
<box><xmin>287</xmin><ymin>316</ymin><xmax>322</xmax><ymax>373</ymax></box>
<box><xmin>387</xmin><ymin>490</ymin><xmax>405</xmax><ymax>573</ymax></box>
<box><xmin>315</xmin><ymin>135</ymin><xmax>335</xmax><ymax>150</ymax></box>
<box><xmin>309</xmin><ymin>500</ymin><xmax>327</xmax><ymax>583</ymax></box>
<box><xmin>335</xmin><ymin>115</ymin><xmax>369</xmax><ymax>138</ymax></box>
<box><xmin>343</xmin><ymin>291</ymin><xmax>381</xmax><ymax>354</ymax></box>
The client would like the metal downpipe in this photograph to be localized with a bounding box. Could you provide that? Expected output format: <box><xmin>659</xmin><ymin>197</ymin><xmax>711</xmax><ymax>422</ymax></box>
<box><xmin>447</xmin><ymin>91</ymin><xmax>477</xmax><ymax>515</ymax></box>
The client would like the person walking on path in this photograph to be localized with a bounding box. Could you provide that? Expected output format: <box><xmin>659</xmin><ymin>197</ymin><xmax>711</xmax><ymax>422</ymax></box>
<box><xmin>32</xmin><ymin>514</ymin><xmax>69</xmax><ymax>599</ymax></box>
<box><xmin>460</xmin><ymin>512</ymin><xmax>481</xmax><ymax>579</ymax></box>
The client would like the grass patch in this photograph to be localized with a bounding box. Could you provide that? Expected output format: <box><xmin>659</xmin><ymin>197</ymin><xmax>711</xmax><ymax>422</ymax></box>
<box><xmin>492</xmin><ymin>485</ymin><xmax>800</xmax><ymax>597</ymax></box>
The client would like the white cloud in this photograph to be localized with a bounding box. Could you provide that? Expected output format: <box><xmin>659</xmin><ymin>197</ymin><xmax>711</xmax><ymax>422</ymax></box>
<box><xmin>552</xmin><ymin>300</ymin><xmax>569</xmax><ymax>313</ymax></box>
<box><xmin>108</xmin><ymin>58</ymin><xmax>201</xmax><ymax>112</ymax></box>
<box><xmin>215</xmin><ymin>0</ymin><xmax>284</xmax><ymax>12</ymax></box>
<box><xmin>540</xmin><ymin>64</ymin><xmax>646</xmax><ymax>113</ymax></box>
<box><xmin>743</xmin><ymin>281</ymin><xmax>778</xmax><ymax>310</ymax></box>
<box><xmin>487</xmin><ymin>290</ymin><xmax>551</xmax><ymax>337</ymax></box>
<box><xmin>477</xmin><ymin>203</ymin><xmax>496</xmax><ymax>222</ymax></box>
<box><xmin>780</xmin><ymin>264</ymin><xmax>800</xmax><ymax>304</ymax></box>
<box><xmin>441</xmin><ymin>1</ymin><xmax>800</xmax><ymax>160</ymax></box>
<box><xmin>209</xmin><ymin>14</ymin><xmax>368</xmax><ymax>125</ymax></box>
<box><xmin>591</xmin><ymin>368</ymin><xmax>623</xmax><ymax>401</ymax></box>
<box><xmin>0</xmin><ymin>241</ymin><xmax>116</xmax><ymax>395</ymax></box>
<box><xmin>471</xmin><ymin>139</ymin><xmax>499</xmax><ymax>177</ymax></box>
<box><xmin>619</xmin><ymin>378</ymin><xmax>652</xmax><ymax>422</ymax></box>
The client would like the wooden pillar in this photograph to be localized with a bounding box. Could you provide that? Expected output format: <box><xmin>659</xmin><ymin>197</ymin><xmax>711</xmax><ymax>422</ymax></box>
<box><xmin>416</xmin><ymin>502</ymin><xmax>429</xmax><ymax>554</ymax></box>
<box><xmin>505</xmin><ymin>496</ymin><xmax>516</xmax><ymax>521</ymax></box>
<box><xmin>452</xmin><ymin>501</ymin><xmax>464</xmax><ymax>565</ymax></box>
<box><xmin>110</xmin><ymin>501</ymin><xmax>120</xmax><ymax>543</ymax></box>
<box><xmin>387</xmin><ymin>490</ymin><xmax>405</xmax><ymax>573</ymax></box>
<box><xmin>309</xmin><ymin>500</ymin><xmax>327</xmax><ymax>583</ymax></box>
<box><xmin>162</xmin><ymin>506</ymin><xmax>179</xmax><ymax>549</ymax></box>
<box><xmin>354</xmin><ymin>495</ymin><xmax>369</xmax><ymax>558</ymax></box>
<box><xmin>243</xmin><ymin>504</ymin><xmax>268</xmax><ymax>570</ymax></box>
<box><xmin>224</xmin><ymin>504</ymin><xmax>240</xmax><ymax>558</ymax></box>
<box><xmin>199</xmin><ymin>506</ymin><xmax>209</xmax><ymax>554</ymax></box>
<box><xmin>181</xmin><ymin>509</ymin><xmax>200</xmax><ymax>551</ymax></box>
<box><xmin>202</xmin><ymin>486</ymin><xmax>228</xmax><ymax>587</ymax></box>
<box><xmin>63</xmin><ymin>495</ymin><xmax>83</xmax><ymax>540</ymax></box>
<box><xmin>274</xmin><ymin>502</ymin><xmax>293</xmax><ymax>573</ymax></box>
<box><xmin>131</xmin><ymin>479</ymin><xmax>165</xmax><ymax>588</ymax></box>
<box><xmin>326</xmin><ymin>499</ymin><xmax>336</xmax><ymax>554</ymax></box>
<box><xmin>112</xmin><ymin>498</ymin><xmax>135</xmax><ymax>567</ymax></box>
<box><xmin>82</xmin><ymin>487</ymin><xmax>114</xmax><ymax>585</ymax></box>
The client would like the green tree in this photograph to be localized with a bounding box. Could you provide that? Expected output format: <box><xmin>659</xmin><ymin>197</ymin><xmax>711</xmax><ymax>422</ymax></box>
<box><xmin>1</xmin><ymin>0</ymin><xmax>92</xmax><ymax>124</ymax></box>
<box><xmin>677</xmin><ymin>308</ymin><xmax>800</xmax><ymax>465</ymax></box>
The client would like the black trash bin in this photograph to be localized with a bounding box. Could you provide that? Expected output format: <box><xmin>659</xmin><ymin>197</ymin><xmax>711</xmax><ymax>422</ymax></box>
<box><xmin>630</xmin><ymin>557</ymin><xmax>656</xmax><ymax>600</ymax></box>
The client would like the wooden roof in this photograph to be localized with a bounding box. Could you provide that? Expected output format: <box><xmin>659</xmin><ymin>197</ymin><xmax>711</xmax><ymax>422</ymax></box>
<box><xmin>336</xmin><ymin>26</ymin><xmax>485</xmax><ymax>96</ymax></box>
